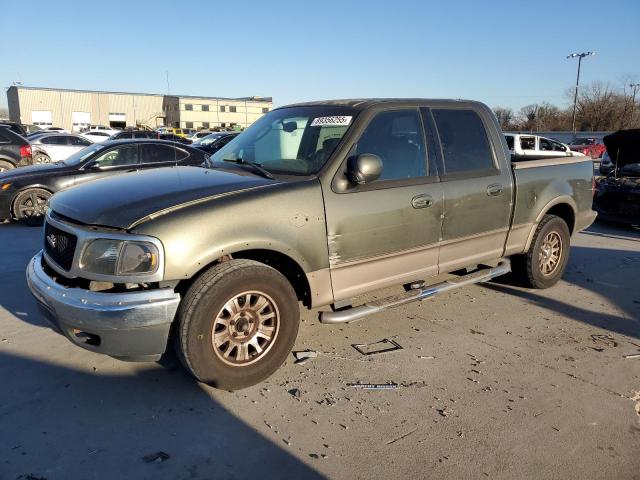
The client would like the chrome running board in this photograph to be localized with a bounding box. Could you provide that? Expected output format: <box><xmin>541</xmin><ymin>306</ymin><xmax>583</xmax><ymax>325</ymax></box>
<box><xmin>319</xmin><ymin>260</ymin><xmax>511</xmax><ymax>324</ymax></box>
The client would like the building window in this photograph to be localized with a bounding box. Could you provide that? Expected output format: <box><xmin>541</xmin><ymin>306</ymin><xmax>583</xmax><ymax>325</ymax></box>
<box><xmin>185</xmin><ymin>121</ymin><xmax>194</xmax><ymax>128</ymax></box>
<box><xmin>230</xmin><ymin>106</ymin><xmax>237</xmax><ymax>113</ymax></box>
<box><xmin>202</xmin><ymin>105</ymin><xmax>209</xmax><ymax>112</ymax></box>
<box><xmin>185</xmin><ymin>104</ymin><xmax>193</xmax><ymax>111</ymax></box>
<box><xmin>220</xmin><ymin>106</ymin><xmax>226</xmax><ymax>112</ymax></box>
<box><xmin>203</xmin><ymin>122</ymin><xmax>210</xmax><ymax>129</ymax></box>
<box><xmin>262</xmin><ymin>107</ymin><xmax>269</xmax><ymax>113</ymax></box>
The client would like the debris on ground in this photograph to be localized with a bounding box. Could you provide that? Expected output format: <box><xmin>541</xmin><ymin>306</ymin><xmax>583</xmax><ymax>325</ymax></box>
<box><xmin>288</xmin><ymin>388</ymin><xmax>302</xmax><ymax>399</ymax></box>
<box><xmin>470</xmin><ymin>329</ymin><xmax>485</xmax><ymax>335</ymax></box>
<box><xmin>317</xmin><ymin>394</ymin><xmax>338</xmax><ymax>406</ymax></box>
<box><xmin>591</xmin><ymin>334</ymin><xmax>617</xmax><ymax>348</ymax></box>
<box><xmin>142</xmin><ymin>451</ymin><xmax>170</xmax><ymax>464</ymax></box>
<box><xmin>347</xmin><ymin>382</ymin><xmax>399</xmax><ymax>390</ymax></box>
<box><xmin>624</xmin><ymin>353</ymin><xmax>640</xmax><ymax>359</ymax></box>
<box><xmin>352</xmin><ymin>338</ymin><xmax>402</xmax><ymax>356</ymax></box>
<box><xmin>418</xmin><ymin>355</ymin><xmax>435</xmax><ymax>359</ymax></box>
<box><xmin>386</xmin><ymin>428</ymin><xmax>417</xmax><ymax>445</ymax></box>
<box><xmin>293</xmin><ymin>350</ymin><xmax>318</xmax><ymax>365</ymax></box>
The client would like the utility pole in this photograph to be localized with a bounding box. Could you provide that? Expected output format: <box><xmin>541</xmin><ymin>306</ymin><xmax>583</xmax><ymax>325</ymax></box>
<box><xmin>566</xmin><ymin>51</ymin><xmax>595</xmax><ymax>134</ymax></box>
<box><xmin>630</xmin><ymin>83</ymin><xmax>640</xmax><ymax>125</ymax></box>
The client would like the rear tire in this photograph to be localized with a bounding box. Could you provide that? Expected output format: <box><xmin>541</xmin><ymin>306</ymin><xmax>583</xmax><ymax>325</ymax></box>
<box><xmin>0</xmin><ymin>160</ymin><xmax>14</xmax><ymax>172</ymax></box>
<box><xmin>13</xmin><ymin>188</ymin><xmax>52</xmax><ymax>226</ymax></box>
<box><xmin>511</xmin><ymin>214</ymin><xmax>570</xmax><ymax>289</ymax></box>
<box><xmin>176</xmin><ymin>259</ymin><xmax>300</xmax><ymax>390</ymax></box>
<box><xmin>33</xmin><ymin>152</ymin><xmax>51</xmax><ymax>164</ymax></box>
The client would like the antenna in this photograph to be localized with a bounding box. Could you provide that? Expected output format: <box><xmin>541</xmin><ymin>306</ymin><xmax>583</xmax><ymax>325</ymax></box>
<box><xmin>165</xmin><ymin>70</ymin><xmax>170</xmax><ymax>95</ymax></box>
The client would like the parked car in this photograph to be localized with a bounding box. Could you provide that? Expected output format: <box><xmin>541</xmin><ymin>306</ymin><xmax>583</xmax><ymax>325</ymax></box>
<box><xmin>41</xmin><ymin>127</ymin><xmax>70</xmax><ymax>134</ymax></box>
<box><xmin>110</xmin><ymin>130</ymin><xmax>160</xmax><ymax>140</ymax></box>
<box><xmin>157</xmin><ymin>127</ymin><xmax>188</xmax><ymax>138</ymax></box>
<box><xmin>191</xmin><ymin>132</ymin><xmax>239</xmax><ymax>154</ymax></box>
<box><xmin>0</xmin><ymin>121</ymin><xmax>28</xmax><ymax>137</ymax></box>
<box><xmin>504</xmin><ymin>134</ymin><xmax>584</xmax><ymax>161</ymax></box>
<box><xmin>190</xmin><ymin>130</ymin><xmax>213</xmax><ymax>140</ymax></box>
<box><xmin>593</xmin><ymin>129</ymin><xmax>640</xmax><ymax>225</ymax></box>
<box><xmin>25</xmin><ymin>99</ymin><xmax>596</xmax><ymax>389</ymax></box>
<box><xmin>568</xmin><ymin>136</ymin><xmax>606</xmax><ymax>158</ymax></box>
<box><xmin>159</xmin><ymin>133</ymin><xmax>192</xmax><ymax>144</ymax></box>
<box><xmin>29</xmin><ymin>133</ymin><xmax>93</xmax><ymax>163</ymax></box>
<box><xmin>0</xmin><ymin>140</ymin><xmax>208</xmax><ymax>225</ymax></box>
<box><xmin>21</xmin><ymin>124</ymin><xmax>42</xmax><ymax>135</ymax></box>
<box><xmin>81</xmin><ymin>131</ymin><xmax>114</xmax><ymax>143</ymax></box>
<box><xmin>0</xmin><ymin>126</ymin><xmax>32</xmax><ymax>171</ymax></box>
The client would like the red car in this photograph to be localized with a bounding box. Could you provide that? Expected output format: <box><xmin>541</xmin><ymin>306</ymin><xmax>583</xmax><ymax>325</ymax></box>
<box><xmin>568</xmin><ymin>137</ymin><xmax>606</xmax><ymax>158</ymax></box>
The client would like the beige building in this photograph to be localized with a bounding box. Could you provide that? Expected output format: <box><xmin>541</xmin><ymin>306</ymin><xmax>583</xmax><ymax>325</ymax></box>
<box><xmin>7</xmin><ymin>86</ymin><xmax>272</xmax><ymax>132</ymax></box>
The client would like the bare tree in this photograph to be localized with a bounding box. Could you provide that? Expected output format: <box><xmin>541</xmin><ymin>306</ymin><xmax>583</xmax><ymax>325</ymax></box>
<box><xmin>492</xmin><ymin>107</ymin><xmax>514</xmax><ymax>130</ymax></box>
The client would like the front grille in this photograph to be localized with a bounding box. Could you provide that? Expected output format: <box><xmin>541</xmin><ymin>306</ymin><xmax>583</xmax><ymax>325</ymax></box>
<box><xmin>44</xmin><ymin>221</ymin><xmax>78</xmax><ymax>271</ymax></box>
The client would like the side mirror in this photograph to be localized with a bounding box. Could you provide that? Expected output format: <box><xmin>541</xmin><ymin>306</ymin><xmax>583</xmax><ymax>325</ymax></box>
<box><xmin>84</xmin><ymin>160</ymin><xmax>101</xmax><ymax>170</ymax></box>
<box><xmin>347</xmin><ymin>153</ymin><xmax>383</xmax><ymax>185</ymax></box>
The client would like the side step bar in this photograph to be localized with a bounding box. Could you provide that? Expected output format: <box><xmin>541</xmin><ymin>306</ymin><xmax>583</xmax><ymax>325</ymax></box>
<box><xmin>319</xmin><ymin>259</ymin><xmax>511</xmax><ymax>324</ymax></box>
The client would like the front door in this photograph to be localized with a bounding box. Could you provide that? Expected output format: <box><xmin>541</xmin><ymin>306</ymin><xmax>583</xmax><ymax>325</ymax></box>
<box><xmin>323</xmin><ymin>108</ymin><xmax>444</xmax><ymax>301</ymax></box>
<box><xmin>75</xmin><ymin>144</ymin><xmax>141</xmax><ymax>186</ymax></box>
<box><xmin>429</xmin><ymin>108</ymin><xmax>513</xmax><ymax>272</ymax></box>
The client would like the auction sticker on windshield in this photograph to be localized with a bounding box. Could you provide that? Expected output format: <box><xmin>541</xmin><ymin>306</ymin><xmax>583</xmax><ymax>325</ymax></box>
<box><xmin>310</xmin><ymin>116</ymin><xmax>352</xmax><ymax>127</ymax></box>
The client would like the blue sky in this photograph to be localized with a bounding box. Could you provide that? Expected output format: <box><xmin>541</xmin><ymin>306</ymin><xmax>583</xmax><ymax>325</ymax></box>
<box><xmin>1</xmin><ymin>0</ymin><xmax>639</xmax><ymax>112</ymax></box>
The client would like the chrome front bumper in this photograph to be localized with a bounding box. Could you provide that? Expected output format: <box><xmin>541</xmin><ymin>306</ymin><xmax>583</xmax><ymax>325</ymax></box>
<box><xmin>26</xmin><ymin>251</ymin><xmax>181</xmax><ymax>361</ymax></box>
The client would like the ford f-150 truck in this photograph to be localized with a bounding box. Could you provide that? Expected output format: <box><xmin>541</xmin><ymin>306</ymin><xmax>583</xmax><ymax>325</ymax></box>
<box><xmin>26</xmin><ymin>99</ymin><xmax>597</xmax><ymax>389</ymax></box>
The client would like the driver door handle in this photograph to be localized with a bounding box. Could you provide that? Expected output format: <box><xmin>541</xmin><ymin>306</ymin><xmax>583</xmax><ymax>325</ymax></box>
<box><xmin>412</xmin><ymin>194</ymin><xmax>433</xmax><ymax>209</ymax></box>
<box><xmin>486</xmin><ymin>184</ymin><xmax>503</xmax><ymax>196</ymax></box>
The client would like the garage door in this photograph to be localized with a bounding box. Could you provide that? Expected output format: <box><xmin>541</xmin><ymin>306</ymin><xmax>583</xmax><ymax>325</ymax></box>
<box><xmin>32</xmin><ymin>110</ymin><xmax>52</xmax><ymax>128</ymax></box>
<box><xmin>72</xmin><ymin>111</ymin><xmax>91</xmax><ymax>132</ymax></box>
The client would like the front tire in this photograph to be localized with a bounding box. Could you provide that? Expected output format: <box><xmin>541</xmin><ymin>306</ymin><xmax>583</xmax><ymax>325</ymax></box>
<box><xmin>511</xmin><ymin>214</ymin><xmax>570</xmax><ymax>289</ymax></box>
<box><xmin>13</xmin><ymin>188</ymin><xmax>52</xmax><ymax>226</ymax></box>
<box><xmin>176</xmin><ymin>259</ymin><xmax>300</xmax><ymax>390</ymax></box>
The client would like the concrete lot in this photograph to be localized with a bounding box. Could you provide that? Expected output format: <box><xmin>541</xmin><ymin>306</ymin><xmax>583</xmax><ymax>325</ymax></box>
<box><xmin>0</xmin><ymin>220</ymin><xmax>638</xmax><ymax>480</ymax></box>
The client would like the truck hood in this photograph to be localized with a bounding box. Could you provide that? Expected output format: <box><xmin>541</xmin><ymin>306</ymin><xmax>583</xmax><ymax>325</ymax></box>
<box><xmin>603</xmin><ymin>129</ymin><xmax>640</xmax><ymax>167</ymax></box>
<box><xmin>49</xmin><ymin>166</ymin><xmax>279</xmax><ymax>229</ymax></box>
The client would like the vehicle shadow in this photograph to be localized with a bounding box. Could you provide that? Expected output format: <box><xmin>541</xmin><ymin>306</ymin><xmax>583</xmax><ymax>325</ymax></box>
<box><xmin>487</xmin><ymin>222</ymin><xmax>640</xmax><ymax>340</ymax></box>
<box><xmin>0</xmin><ymin>350</ymin><xmax>325</xmax><ymax>480</ymax></box>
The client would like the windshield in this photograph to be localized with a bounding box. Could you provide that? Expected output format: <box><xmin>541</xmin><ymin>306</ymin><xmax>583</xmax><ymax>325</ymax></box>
<box><xmin>195</xmin><ymin>133</ymin><xmax>229</xmax><ymax>146</ymax></box>
<box><xmin>63</xmin><ymin>144</ymin><xmax>106</xmax><ymax>165</ymax></box>
<box><xmin>570</xmin><ymin>137</ymin><xmax>595</xmax><ymax>145</ymax></box>
<box><xmin>210</xmin><ymin>106</ymin><xmax>358</xmax><ymax>175</ymax></box>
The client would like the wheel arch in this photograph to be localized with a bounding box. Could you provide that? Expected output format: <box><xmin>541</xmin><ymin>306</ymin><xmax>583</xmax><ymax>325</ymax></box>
<box><xmin>524</xmin><ymin>196</ymin><xmax>577</xmax><ymax>252</ymax></box>
<box><xmin>11</xmin><ymin>185</ymin><xmax>55</xmax><ymax>217</ymax></box>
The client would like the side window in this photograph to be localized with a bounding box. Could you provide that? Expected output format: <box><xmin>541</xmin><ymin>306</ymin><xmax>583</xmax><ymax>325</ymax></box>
<box><xmin>93</xmin><ymin>145</ymin><xmax>139</xmax><ymax>167</ymax></box>
<box><xmin>552</xmin><ymin>141</ymin><xmax>566</xmax><ymax>152</ymax></box>
<box><xmin>432</xmin><ymin>109</ymin><xmax>495</xmax><ymax>174</ymax></box>
<box><xmin>140</xmin><ymin>144</ymin><xmax>181</xmax><ymax>163</ymax></box>
<box><xmin>354</xmin><ymin>109</ymin><xmax>427</xmax><ymax>181</ymax></box>
<box><xmin>520</xmin><ymin>137</ymin><xmax>535</xmax><ymax>150</ymax></box>
<box><xmin>504</xmin><ymin>135</ymin><xmax>514</xmax><ymax>150</ymax></box>
<box><xmin>539</xmin><ymin>138</ymin><xmax>553</xmax><ymax>151</ymax></box>
<box><xmin>118</xmin><ymin>132</ymin><xmax>133</xmax><ymax>139</ymax></box>
<box><xmin>69</xmin><ymin>136</ymin><xmax>91</xmax><ymax>146</ymax></box>
<box><xmin>42</xmin><ymin>136</ymin><xmax>66</xmax><ymax>145</ymax></box>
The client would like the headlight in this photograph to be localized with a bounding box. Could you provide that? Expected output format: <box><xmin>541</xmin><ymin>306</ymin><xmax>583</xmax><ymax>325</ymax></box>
<box><xmin>80</xmin><ymin>239</ymin><xmax>159</xmax><ymax>276</ymax></box>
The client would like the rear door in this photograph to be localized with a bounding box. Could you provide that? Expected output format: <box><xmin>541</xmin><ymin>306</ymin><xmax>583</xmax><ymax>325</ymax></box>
<box><xmin>324</xmin><ymin>107</ymin><xmax>445</xmax><ymax>300</ymax></box>
<box><xmin>430</xmin><ymin>107</ymin><xmax>513</xmax><ymax>272</ymax></box>
<box><xmin>39</xmin><ymin>135</ymin><xmax>68</xmax><ymax>161</ymax></box>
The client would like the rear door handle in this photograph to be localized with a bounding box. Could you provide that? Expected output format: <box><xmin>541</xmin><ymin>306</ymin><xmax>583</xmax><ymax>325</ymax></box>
<box><xmin>412</xmin><ymin>194</ymin><xmax>433</xmax><ymax>209</ymax></box>
<box><xmin>486</xmin><ymin>184</ymin><xmax>503</xmax><ymax>196</ymax></box>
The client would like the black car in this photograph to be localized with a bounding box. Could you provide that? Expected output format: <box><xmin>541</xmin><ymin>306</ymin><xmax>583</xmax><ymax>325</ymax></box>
<box><xmin>593</xmin><ymin>129</ymin><xmax>640</xmax><ymax>226</ymax></box>
<box><xmin>191</xmin><ymin>132</ymin><xmax>239</xmax><ymax>154</ymax></box>
<box><xmin>0</xmin><ymin>126</ymin><xmax>33</xmax><ymax>172</ymax></box>
<box><xmin>159</xmin><ymin>133</ymin><xmax>192</xmax><ymax>144</ymax></box>
<box><xmin>110</xmin><ymin>130</ymin><xmax>160</xmax><ymax>140</ymax></box>
<box><xmin>0</xmin><ymin>139</ymin><xmax>208</xmax><ymax>225</ymax></box>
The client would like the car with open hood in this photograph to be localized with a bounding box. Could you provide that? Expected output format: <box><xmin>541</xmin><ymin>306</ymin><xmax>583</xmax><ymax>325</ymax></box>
<box><xmin>25</xmin><ymin>98</ymin><xmax>596</xmax><ymax>390</ymax></box>
<box><xmin>593</xmin><ymin>129</ymin><xmax>640</xmax><ymax>226</ymax></box>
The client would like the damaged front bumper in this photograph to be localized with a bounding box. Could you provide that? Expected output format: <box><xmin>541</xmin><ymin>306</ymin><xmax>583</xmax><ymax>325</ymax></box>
<box><xmin>26</xmin><ymin>251</ymin><xmax>181</xmax><ymax>361</ymax></box>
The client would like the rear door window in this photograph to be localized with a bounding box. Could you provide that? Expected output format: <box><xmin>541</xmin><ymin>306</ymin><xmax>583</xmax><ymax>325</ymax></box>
<box><xmin>520</xmin><ymin>136</ymin><xmax>535</xmax><ymax>150</ymax></box>
<box><xmin>41</xmin><ymin>135</ymin><xmax>67</xmax><ymax>145</ymax></box>
<box><xmin>140</xmin><ymin>143</ymin><xmax>185</xmax><ymax>163</ymax></box>
<box><xmin>432</xmin><ymin>109</ymin><xmax>495</xmax><ymax>174</ymax></box>
<box><xmin>69</xmin><ymin>136</ymin><xmax>91</xmax><ymax>146</ymax></box>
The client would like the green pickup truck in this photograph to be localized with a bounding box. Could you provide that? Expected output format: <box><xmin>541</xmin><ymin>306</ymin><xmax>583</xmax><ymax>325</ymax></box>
<box><xmin>27</xmin><ymin>99</ymin><xmax>596</xmax><ymax>389</ymax></box>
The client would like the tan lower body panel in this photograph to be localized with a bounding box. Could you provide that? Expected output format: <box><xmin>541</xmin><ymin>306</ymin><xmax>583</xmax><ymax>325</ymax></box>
<box><xmin>330</xmin><ymin>244</ymin><xmax>439</xmax><ymax>301</ymax></box>
<box><xmin>306</xmin><ymin>268</ymin><xmax>333</xmax><ymax>308</ymax></box>
<box><xmin>504</xmin><ymin>222</ymin><xmax>534</xmax><ymax>256</ymax></box>
<box><xmin>438</xmin><ymin>228</ymin><xmax>508</xmax><ymax>273</ymax></box>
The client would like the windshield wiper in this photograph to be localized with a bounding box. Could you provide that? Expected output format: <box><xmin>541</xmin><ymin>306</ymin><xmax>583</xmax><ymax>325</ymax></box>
<box><xmin>223</xmin><ymin>158</ymin><xmax>275</xmax><ymax>179</ymax></box>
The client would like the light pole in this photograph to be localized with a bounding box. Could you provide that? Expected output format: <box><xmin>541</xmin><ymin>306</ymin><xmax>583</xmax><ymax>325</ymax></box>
<box><xmin>567</xmin><ymin>51</ymin><xmax>595</xmax><ymax>133</ymax></box>
<box><xmin>631</xmin><ymin>83</ymin><xmax>640</xmax><ymax>125</ymax></box>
